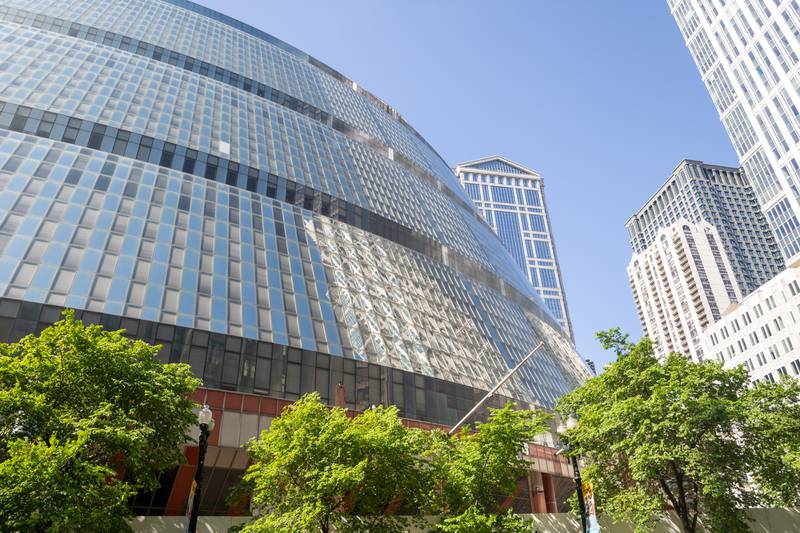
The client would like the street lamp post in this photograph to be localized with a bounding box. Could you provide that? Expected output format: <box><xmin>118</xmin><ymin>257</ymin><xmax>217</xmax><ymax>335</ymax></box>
<box><xmin>187</xmin><ymin>405</ymin><xmax>215</xmax><ymax>533</ymax></box>
<box><xmin>557</xmin><ymin>416</ymin><xmax>588</xmax><ymax>533</ymax></box>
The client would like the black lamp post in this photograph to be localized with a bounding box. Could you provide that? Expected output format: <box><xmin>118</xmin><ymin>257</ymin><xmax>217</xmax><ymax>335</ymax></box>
<box><xmin>187</xmin><ymin>404</ymin><xmax>215</xmax><ymax>533</ymax></box>
<box><xmin>557</xmin><ymin>416</ymin><xmax>587</xmax><ymax>533</ymax></box>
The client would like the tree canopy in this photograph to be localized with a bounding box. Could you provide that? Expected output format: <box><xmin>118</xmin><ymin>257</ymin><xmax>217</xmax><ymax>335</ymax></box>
<box><xmin>434</xmin><ymin>404</ymin><xmax>550</xmax><ymax>532</ymax></box>
<box><xmin>556</xmin><ymin>328</ymin><xmax>800</xmax><ymax>533</ymax></box>
<box><xmin>239</xmin><ymin>392</ymin><xmax>549</xmax><ymax>532</ymax></box>
<box><xmin>0</xmin><ymin>310</ymin><xmax>201</xmax><ymax>532</ymax></box>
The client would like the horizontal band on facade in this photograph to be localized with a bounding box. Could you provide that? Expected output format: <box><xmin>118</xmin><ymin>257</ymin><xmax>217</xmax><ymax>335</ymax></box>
<box><xmin>0</xmin><ymin>101</ymin><xmax>564</xmax><ymax>337</ymax></box>
<box><xmin>158</xmin><ymin>0</ymin><xmax>448</xmax><ymax>173</ymax></box>
<box><xmin>0</xmin><ymin>5</ymin><xmax>477</xmax><ymax>219</ymax></box>
<box><xmin>0</xmin><ymin>296</ymin><xmax>526</xmax><ymax>427</ymax></box>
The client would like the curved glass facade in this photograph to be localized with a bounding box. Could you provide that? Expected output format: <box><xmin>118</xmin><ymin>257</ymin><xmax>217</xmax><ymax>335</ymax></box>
<box><xmin>0</xmin><ymin>0</ymin><xmax>589</xmax><ymax>418</ymax></box>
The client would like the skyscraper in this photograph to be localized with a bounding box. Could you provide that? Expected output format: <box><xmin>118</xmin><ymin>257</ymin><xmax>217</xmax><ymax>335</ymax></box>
<box><xmin>669</xmin><ymin>0</ymin><xmax>800</xmax><ymax>261</ymax></box>
<box><xmin>628</xmin><ymin>219</ymin><xmax>742</xmax><ymax>362</ymax></box>
<box><xmin>455</xmin><ymin>156</ymin><xmax>574</xmax><ymax>341</ymax></box>
<box><xmin>0</xmin><ymin>0</ymin><xmax>588</xmax><ymax>515</ymax></box>
<box><xmin>626</xmin><ymin>160</ymin><xmax>784</xmax><ymax>294</ymax></box>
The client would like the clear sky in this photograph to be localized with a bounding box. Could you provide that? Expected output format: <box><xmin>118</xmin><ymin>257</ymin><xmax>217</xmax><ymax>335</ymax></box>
<box><xmin>196</xmin><ymin>0</ymin><xmax>739</xmax><ymax>368</ymax></box>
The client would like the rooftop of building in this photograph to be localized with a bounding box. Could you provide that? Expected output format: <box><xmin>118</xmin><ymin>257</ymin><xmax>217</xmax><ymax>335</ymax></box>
<box><xmin>624</xmin><ymin>159</ymin><xmax>743</xmax><ymax>228</ymax></box>
<box><xmin>454</xmin><ymin>155</ymin><xmax>541</xmax><ymax>178</ymax></box>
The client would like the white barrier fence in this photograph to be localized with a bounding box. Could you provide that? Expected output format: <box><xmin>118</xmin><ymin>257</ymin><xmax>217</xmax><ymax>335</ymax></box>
<box><xmin>131</xmin><ymin>508</ymin><xmax>800</xmax><ymax>533</ymax></box>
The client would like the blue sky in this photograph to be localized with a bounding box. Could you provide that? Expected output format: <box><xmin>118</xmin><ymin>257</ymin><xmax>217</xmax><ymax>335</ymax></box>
<box><xmin>197</xmin><ymin>0</ymin><xmax>739</xmax><ymax>368</ymax></box>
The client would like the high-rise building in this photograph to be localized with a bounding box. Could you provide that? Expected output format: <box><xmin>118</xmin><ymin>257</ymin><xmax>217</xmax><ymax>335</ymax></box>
<box><xmin>0</xmin><ymin>0</ymin><xmax>589</xmax><ymax>516</ymax></box>
<box><xmin>626</xmin><ymin>160</ymin><xmax>784</xmax><ymax>294</ymax></box>
<box><xmin>454</xmin><ymin>157</ymin><xmax>574</xmax><ymax>340</ymax></box>
<box><xmin>628</xmin><ymin>219</ymin><xmax>742</xmax><ymax>362</ymax></box>
<box><xmin>669</xmin><ymin>0</ymin><xmax>800</xmax><ymax>262</ymax></box>
<box><xmin>703</xmin><ymin>261</ymin><xmax>800</xmax><ymax>383</ymax></box>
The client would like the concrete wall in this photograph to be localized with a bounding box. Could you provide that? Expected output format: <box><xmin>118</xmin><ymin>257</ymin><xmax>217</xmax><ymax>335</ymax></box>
<box><xmin>131</xmin><ymin>508</ymin><xmax>800</xmax><ymax>532</ymax></box>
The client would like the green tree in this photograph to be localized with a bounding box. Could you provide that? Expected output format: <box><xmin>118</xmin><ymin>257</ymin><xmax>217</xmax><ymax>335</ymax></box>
<box><xmin>240</xmin><ymin>393</ymin><xmax>549</xmax><ymax>533</ymax></box>
<box><xmin>556</xmin><ymin>328</ymin><xmax>800</xmax><ymax>533</ymax></box>
<box><xmin>241</xmin><ymin>392</ymin><xmax>432</xmax><ymax>532</ymax></box>
<box><xmin>0</xmin><ymin>310</ymin><xmax>200</xmax><ymax>532</ymax></box>
<box><xmin>433</xmin><ymin>403</ymin><xmax>550</xmax><ymax>532</ymax></box>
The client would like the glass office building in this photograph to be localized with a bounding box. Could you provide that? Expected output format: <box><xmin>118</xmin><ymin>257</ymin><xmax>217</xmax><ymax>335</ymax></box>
<box><xmin>669</xmin><ymin>0</ymin><xmax>800</xmax><ymax>262</ymax></box>
<box><xmin>0</xmin><ymin>0</ymin><xmax>589</xmax><ymax>515</ymax></box>
<box><xmin>455</xmin><ymin>157</ymin><xmax>574</xmax><ymax>341</ymax></box>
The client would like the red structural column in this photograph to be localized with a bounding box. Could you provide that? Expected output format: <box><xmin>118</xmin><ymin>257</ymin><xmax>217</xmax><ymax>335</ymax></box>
<box><xmin>164</xmin><ymin>447</ymin><xmax>199</xmax><ymax>516</ymax></box>
<box><xmin>542</xmin><ymin>473</ymin><xmax>557</xmax><ymax>513</ymax></box>
<box><xmin>530</xmin><ymin>471</ymin><xmax>547</xmax><ymax>513</ymax></box>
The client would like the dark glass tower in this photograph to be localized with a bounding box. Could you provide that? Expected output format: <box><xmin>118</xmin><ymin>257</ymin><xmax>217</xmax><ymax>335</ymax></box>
<box><xmin>0</xmin><ymin>0</ymin><xmax>588</xmax><ymax>515</ymax></box>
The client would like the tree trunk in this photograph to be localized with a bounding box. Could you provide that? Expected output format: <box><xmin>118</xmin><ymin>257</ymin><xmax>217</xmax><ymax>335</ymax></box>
<box><xmin>678</xmin><ymin>511</ymin><xmax>695</xmax><ymax>533</ymax></box>
<box><xmin>670</xmin><ymin>462</ymin><xmax>696</xmax><ymax>533</ymax></box>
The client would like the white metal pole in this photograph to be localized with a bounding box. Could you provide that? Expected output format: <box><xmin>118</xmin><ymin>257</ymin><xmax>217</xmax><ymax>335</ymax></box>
<box><xmin>448</xmin><ymin>341</ymin><xmax>544</xmax><ymax>436</ymax></box>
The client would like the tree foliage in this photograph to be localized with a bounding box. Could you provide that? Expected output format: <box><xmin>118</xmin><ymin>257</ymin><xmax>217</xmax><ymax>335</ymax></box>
<box><xmin>240</xmin><ymin>393</ymin><xmax>549</xmax><ymax>532</ymax></box>
<box><xmin>0</xmin><ymin>310</ymin><xmax>201</xmax><ymax>532</ymax></box>
<box><xmin>556</xmin><ymin>328</ymin><xmax>800</xmax><ymax>533</ymax></box>
<box><xmin>241</xmin><ymin>392</ymin><xmax>430</xmax><ymax>532</ymax></box>
<box><xmin>433</xmin><ymin>404</ymin><xmax>548</xmax><ymax>531</ymax></box>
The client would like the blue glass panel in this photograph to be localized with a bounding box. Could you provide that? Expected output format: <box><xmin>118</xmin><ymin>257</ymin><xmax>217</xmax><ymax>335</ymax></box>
<box><xmin>525</xmin><ymin>189</ymin><xmax>541</xmax><ymax>206</ymax></box>
<box><xmin>491</xmin><ymin>186</ymin><xmax>515</xmax><ymax>204</ymax></box>
<box><xmin>529</xmin><ymin>214</ymin><xmax>546</xmax><ymax>232</ymax></box>
<box><xmin>493</xmin><ymin>211</ymin><xmax>525</xmax><ymax>272</ymax></box>
<box><xmin>534</xmin><ymin>240</ymin><xmax>551</xmax><ymax>259</ymax></box>
<box><xmin>540</xmin><ymin>268</ymin><xmax>557</xmax><ymax>288</ymax></box>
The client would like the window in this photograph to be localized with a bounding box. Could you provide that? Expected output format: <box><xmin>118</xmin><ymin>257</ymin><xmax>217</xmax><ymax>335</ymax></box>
<box><xmin>769</xmin><ymin>345</ymin><xmax>781</xmax><ymax>360</ymax></box>
<box><xmin>529</xmin><ymin>214</ymin><xmax>546</xmax><ymax>232</ymax></box>
<box><xmin>524</xmin><ymin>189</ymin><xmax>541</xmax><ymax>206</ymax></box>
<box><xmin>491</xmin><ymin>186</ymin><xmax>515</xmax><ymax>204</ymax></box>
<box><xmin>528</xmin><ymin>268</ymin><xmax>539</xmax><ymax>287</ymax></box>
<box><xmin>789</xmin><ymin>280</ymin><xmax>800</xmax><ymax>296</ymax></box>
<box><xmin>493</xmin><ymin>211</ymin><xmax>525</xmax><ymax>271</ymax></box>
<box><xmin>534</xmin><ymin>241</ymin><xmax>551</xmax><ymax>259</ymax></box>
<box><xmin>464</xmin><ymin>183</ymin><xmax>481</xmax><ymax>201</ymax></box>
<box><xmin>782</xmin><ymin>337</ymin><xmax>795</xmax><ymax>353</ymax></box>
<box><xmin>544</xmin><ymin>298</ymin><xmax>563</xmax><ymax>319</ymax></box>
<box><xmin>540</xmin><ymin>269</ymin><xmax>558</xmax><ymax>288</ymax></box>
